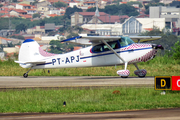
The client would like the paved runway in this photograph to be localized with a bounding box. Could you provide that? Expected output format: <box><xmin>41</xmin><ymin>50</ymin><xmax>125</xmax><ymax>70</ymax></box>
<box><xmin>0</xmin><ymin>76</ymin><xmax>154</xmax><ymax>88</ymax></box>
<box><xmin>0</xmin><ymin>108</ymin><xmax>180</xmax><ymax>120</ymax></box>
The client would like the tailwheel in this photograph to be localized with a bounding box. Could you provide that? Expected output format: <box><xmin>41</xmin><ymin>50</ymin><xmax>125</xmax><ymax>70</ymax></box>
<box><xmin>23</xmin><ymin>73</ymin><xmax>28</xmax><ymax>78</ymax></box>
<box><xmin>23</xmin><ymin>67</ymin><xmax>33</xmax><ymax>78</ymax></box>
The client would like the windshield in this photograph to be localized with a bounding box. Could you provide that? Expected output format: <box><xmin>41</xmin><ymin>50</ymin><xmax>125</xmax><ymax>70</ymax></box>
<box><xmin>119</xmin><ymin>37</ymin><xmax>134</xmax><ymax>47</ymax></box>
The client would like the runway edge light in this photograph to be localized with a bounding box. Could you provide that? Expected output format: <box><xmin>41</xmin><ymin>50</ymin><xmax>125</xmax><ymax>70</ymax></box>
<box><xmin>154</xmin><ymin>76</ymin><xmax>171</xmax><ymax>90</ymax></box>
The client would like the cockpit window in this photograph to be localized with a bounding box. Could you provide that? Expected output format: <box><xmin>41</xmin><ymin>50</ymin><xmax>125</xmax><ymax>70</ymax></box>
<box><xmin>92</xmin><ymin>41</ymin><xmax>119</xmax><ymax>53</ymax></box>
<box><xmin>91</xmin><ymin>37</ymin><xmax>134</xmax><ymax>53</ymax></box>
<box><xmin>93</xmin><ymin>45</ymin><xmax>103</xmax><ymax>52</ymax></box>
<box><xmin>119</xmin><ymin>37</ymin><xmax>134</xmax><ymax>47</ymax></box>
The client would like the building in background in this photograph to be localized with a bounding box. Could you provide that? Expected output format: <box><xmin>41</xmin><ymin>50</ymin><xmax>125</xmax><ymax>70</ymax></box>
<box><xmin>150</xmin><ymin>6</ymin><xmax>180</xmax><ymax>29</ymax></box>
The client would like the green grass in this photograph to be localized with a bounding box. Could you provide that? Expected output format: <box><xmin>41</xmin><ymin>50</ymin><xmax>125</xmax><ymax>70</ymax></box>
<box><xmin>0</xmin><ymin>87</ymin><xmax>180</xmax><ymax>113</ymax></box>
<box><xmin>0</xmin><ymin>56</ymin><xmax>180</xmax><ymax>76</ymax></box>
<box><xmin>0</xmin><ymin>57</ymin><xmax>180</xmax><ymax>113</ymax></box>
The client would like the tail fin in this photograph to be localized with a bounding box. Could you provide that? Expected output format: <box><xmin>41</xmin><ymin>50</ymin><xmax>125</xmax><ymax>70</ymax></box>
<box><xmin>18</xmin><ymin>39</ymin><xmax>45</xmax><ymax>62</ymax></box>
<box><xmin>15</xmin><ymin>39</ymin><xmax>57</xmax><ymax>68</ymax></box>
<box><xmin>16</xmin><ymin>39</ymin><xmax>56</xmax><ymax>68</ymax></box>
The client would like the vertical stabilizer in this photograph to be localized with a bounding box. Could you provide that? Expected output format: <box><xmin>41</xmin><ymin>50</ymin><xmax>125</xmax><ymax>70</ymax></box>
<box><xmin>18</xmin><ymin>39</ymin><xmax>45</xmax><ymax>62</ymax></box>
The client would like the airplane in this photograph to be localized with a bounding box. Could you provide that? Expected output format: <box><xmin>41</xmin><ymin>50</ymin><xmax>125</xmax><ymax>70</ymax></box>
<box><xmin>15</xmin><ymin>35</ymin><xmax>163</xmax><ymax>78</ymax></box>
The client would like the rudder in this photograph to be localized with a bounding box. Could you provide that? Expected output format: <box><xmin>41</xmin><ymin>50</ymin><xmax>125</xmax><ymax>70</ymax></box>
<box><xmin>18</xmin><ymin>39</ymin><xmax>44</xmax><ymax>62</ymax></box>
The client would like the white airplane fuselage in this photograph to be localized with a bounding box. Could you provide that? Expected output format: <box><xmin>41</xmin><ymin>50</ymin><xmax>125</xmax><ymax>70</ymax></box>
<box><xmin>21</xmin><ymin>43</ymin><xmax>156</xmax><ymax>69</ymax></box>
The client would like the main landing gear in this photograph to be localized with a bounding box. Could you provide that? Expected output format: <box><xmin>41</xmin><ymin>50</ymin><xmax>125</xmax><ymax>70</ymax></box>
<box><xmin>117</xmin><ymin>62</ymin><xmax>130</xmax><ymax>78</ymax></box>
<box><xmin>133</xmin><ymin>63</ymin><xmax>147</xmax><ymax>78</ymax></box>
<box><xmin>23</xmin><ymin>67</ymin><xmax>33</xmax><ymax>78</ymax></box>
<box><xmin>117</xmin><ymin>63</ymin><xmax>147</xmax><ymax>78</ymax></box>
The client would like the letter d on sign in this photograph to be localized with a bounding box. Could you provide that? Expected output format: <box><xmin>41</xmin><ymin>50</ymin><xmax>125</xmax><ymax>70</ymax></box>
<box><xmin>155</xmin><ymin>76</ymin><xmax>171</xmax><ymax>90</ymax></box>
<box><xmin>161</xmin><ymin>79</ymin><xmax>166</xmax><ymax>87</ymax></box>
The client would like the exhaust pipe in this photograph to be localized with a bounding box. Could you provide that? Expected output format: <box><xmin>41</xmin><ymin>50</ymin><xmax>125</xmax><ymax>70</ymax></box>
<box><xmin>152</xmin><ymin>44</ymin><xmax>164</xmax><ymax>50</ymax></box>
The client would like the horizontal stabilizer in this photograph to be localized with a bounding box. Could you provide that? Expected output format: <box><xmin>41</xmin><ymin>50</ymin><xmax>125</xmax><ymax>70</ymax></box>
<box><xmin>15</xmin><ymin>61</ymin><xmax>46</xmax><ymax>64</ymax></box>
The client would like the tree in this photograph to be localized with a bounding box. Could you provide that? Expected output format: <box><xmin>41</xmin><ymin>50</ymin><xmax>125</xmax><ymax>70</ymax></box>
<box><xmin>126</xmin><ymin>1</ymin><xmax>143</xmax><ymax>8</ymax></box>
<box><xmin>171</xmin><ymin>41</ymin><xmax>180</xmax><ymax>60</ymax></box>
<box><xmin>103</xmin><ymin>4</ymin><xmax>139</xmax><ymax>16</ymax></box>
<box><xmin>73</xmin><ymin>26</ymin><xmax>83</xmax><ymax>33</ymax></box>
<box><xmin>53</xmin><ymin>1</ymin><xmax>68</xmax><ymax>8</ymax></box>
<box><xmin>15</xmin><ymin>23</ymin><xmax>27</xmax><ymax>33</ymax></box>
<box><xmin>33</xmin><ymin>13</ymin><xmax>41</xmax><ymax>18</ymax></box>
<box><xmin>12</xmin><ymin>0</ymin><xmax>18</xmax><ymax>2</ymax></box>
<box><xmin>0</xmin><ymin>18</ymin><xmax>9</xmax><ymax>30</ymax></box>
<box><xmin>64</xmin><ymin>6</ymin><xmax>83</xmax><ymax>19</ymax></box>
<box><xmin>39</xmin><ymin>19</ymin><xmax>45</xmax><ymax>26</ymax></box>
<box><xmin>86</xmin><ymin>7</ymin><xmax>104</xmax><ymax>12</ymax></box>
<box><xmin>49</xmin><ymin>40</ymin><xmax>74</xmax><ymax>54</ymax></box>
<box><xmin>144</xmin><ymin>3</ymin><xmax>164</xmax><ymax>15</ymax></box>
<box><xmin>0</xmin><ymin>44</ymin><xmax>4</xmax><ymax>52</ymax></box>
<box><xmin>7</xmin><ymin>42</ymin><xmax>14</xmax><ymax>47</ymax></box>
<box><xmin>9</xmin><ymin>35</ymin><xmax>25</xmax><ymax>40</ymax></box>
<box><xmin>152</xmin><ymin>0</ymin><xmax>160</xmax><ymax>3</ymax></box>
<box><xmin>113</xmin><ymin>0</ymin><xmax>122</xmax><ymax>5</ymax></box>
<box><xmin>31</xmin><ymin>0</ymin><xmax>38</xmax><ymax>5</ymax></box>
<box><xmin>140</xmin><ymin>28</ymin><xmax>178</xmax><ymax>51</ymax></box>
<box><xmin>66</xmin><ymin>32</ymin><xmax>79</xmax><ymax>39</ymax></box>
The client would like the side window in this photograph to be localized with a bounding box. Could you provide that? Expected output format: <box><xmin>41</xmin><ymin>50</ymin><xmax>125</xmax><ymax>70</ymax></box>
<box><xmin>104</xmin><ymin>45</ymin><xmax>109</xmax><ymax>51</ymax></box>
<box><xmin>104</xmin><ymin>42</ymin><xmax>119</xmax><ymax>51</ymax></box>
<box><xmin>92</xmin><ymin>41</ymin><xmax>119</xmax><ymax>53</ymax></box>
<box><xmin>93</xmin><ymin>45</ymin><xmax>103</xmax><ymax>52</ymax></box>
<box><xmin>111</xmin><ymin>42</ymin><xmax>119</xmax><ymax>49</ymax></box>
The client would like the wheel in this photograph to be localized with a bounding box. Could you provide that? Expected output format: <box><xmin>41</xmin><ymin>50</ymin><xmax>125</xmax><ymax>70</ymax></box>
<box><xmin>121</xmin><ymin>76</ymin><xmax>128</xmax><ymax>78</ymax></box>
<box><xmin>138</xmin><ymin>75</ymin><xmax>145</xmax><ymax>78</ymax></box>
<box><xmin>23</xmin><ymin>73</ymin><xmax>28</xmax><ymax>78</ymax></box>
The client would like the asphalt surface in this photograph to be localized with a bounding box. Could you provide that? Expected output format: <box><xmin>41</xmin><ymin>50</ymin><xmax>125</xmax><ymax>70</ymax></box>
<box><xmin>0</xmin><ymin>76</ymin><xmax>179</xmax><ymax>120</ymax></box>
<box><xmin>0</xmin><ymin>76</ymin><xmax>154</xmax><ymax>88</ymax></box>
<box><xmin>0</xmin><ymin>108</ymin><xmax>180</xmax><ymax>120</ymax></box>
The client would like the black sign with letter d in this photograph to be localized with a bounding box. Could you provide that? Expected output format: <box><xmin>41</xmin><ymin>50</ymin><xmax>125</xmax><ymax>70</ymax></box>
<box><xmin>155</xmin><ymin>76</ymin><xmax>171</xmax><ymax>90</ymax></box>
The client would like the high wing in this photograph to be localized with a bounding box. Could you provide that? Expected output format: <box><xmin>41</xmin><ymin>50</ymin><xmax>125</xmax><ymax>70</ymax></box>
<box><xmin>129</xmin><ymin>36</ymin><xmax>161</xmax><ymax>43</ymax></box>
<box><xmin>61</xmin><ymin>35</ymin><xmax>161</xmax><ymax>45</ymax></box>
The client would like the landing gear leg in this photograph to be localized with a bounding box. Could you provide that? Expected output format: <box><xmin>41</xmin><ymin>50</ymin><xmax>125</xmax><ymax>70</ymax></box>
<box><xmin>23</xmin><ymin>67</ymin><xmax>33</xmax><ymax>78</ymax></box>
<box><xmin>133</xmin><ymin>63</ymin><xmax>147</xmax><ymax>78</ymax></box>
<box><xmin>117</xmin><ymin>62</ymin><xmax>130</xmax><ymax>78</ymax></box>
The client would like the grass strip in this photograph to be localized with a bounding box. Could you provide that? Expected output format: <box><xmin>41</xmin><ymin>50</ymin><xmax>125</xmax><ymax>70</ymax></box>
<box><xmin>0</xmin><ymin>87</ymin><xmax>180</xmax><ymax>113</ymax></box>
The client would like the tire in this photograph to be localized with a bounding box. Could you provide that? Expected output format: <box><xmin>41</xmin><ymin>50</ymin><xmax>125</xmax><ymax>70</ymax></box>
<box><xmin>138</xmin><ymin>75</ymin><xmax>145</xmax><ymax>78</ymax></box>
<box><xmin>23</xmin><ymin>73</ymin><xmax>28</xmax><ymax>78</ymax></box>
<box><xmin>121</xmin><ymin>76</ymin><xmax>128</xmax><ymax>78</ymax></box>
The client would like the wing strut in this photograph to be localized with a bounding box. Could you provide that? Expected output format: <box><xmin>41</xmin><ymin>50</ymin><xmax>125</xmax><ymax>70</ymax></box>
<box><xmin>102</xmin><ymin>40</ymin><xmax>125</xmax><ymax>63</ymax></box>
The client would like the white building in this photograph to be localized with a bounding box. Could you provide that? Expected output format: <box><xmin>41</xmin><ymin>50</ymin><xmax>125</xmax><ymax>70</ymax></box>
<box><xmin>69</xmin><ymin>2</ymin><xmax>79</xmax><ymax>8</ymax></box>
<box><xmin>41</xmin><ymin>34</ymin><xmax>65</xmax><ymax>41</ymax></box>
<box><xmin>16</xmin><ymin>4</ymin><xmax>31</xmax><ymax>10</ymax></box>
<box><xmin>81</xmin><ymin>17</ymin><xmax>166</xmax><ymax>36</ymax></box>
<box><xmin>81</xmin><ymin>24</ymin><xmax>122</xmax><ymax>36</ymax></box>
<box><xmin>137</xmin><ymin>18</ymin><xmax>165</xmax><ymax>31</ymax></box>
